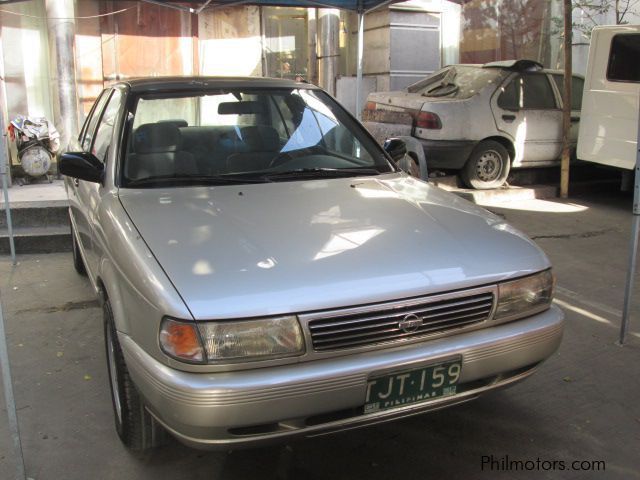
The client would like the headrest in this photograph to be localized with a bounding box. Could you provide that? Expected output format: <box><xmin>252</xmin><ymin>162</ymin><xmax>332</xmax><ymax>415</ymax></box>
<box><xmin>218</xmin><ymin>101</ymin><xmax>266</xmax><ymax>115</ymax></box>
<box><xmin>240</xmin><ymin>126</ymin><xmax>280</xmax><ymax>152</ymax></box>
<box><xmin>157</xmin><ymin>119</ymin><xmax>188</xmax><ymax>128</ymax></box>
<box><xmin>134</xmin><ymin>123</ymin><xmax>181</xmax><ymax>154</ymax></box>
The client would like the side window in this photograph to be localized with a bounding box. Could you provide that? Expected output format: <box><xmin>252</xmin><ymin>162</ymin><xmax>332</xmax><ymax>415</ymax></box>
<box><xmin>552</xmin><ymin>75</ymin><xmax>584</xmax><ymax>110</ymax></box>
<box><xmin>91</xmin><ymin>89</ymin><xmax>123</xmax><ymax>163</ymax></box>
<box><xmin>80</xmin><ymin>91</ymin><xmax>110</xmax><ymax>152</ymax></box>
<box><xmin>497</xmin><ymin>76</ymin><xmax>520</xmax><ymax>110</ymax></box>
<box><xmin>522</xmin><ymin>74</ymin><xmax>557</xmax><ymax>109</ymax></box>
<box><xmin>607</xmin><ymin>34</ymin><xmax>640</xmax><ymax>82</ymax></box>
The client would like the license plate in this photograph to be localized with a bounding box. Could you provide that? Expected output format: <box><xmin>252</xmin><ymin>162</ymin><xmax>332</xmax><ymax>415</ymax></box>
<box><xmin>364</xmin><ymin>360</ymin><xmax>462</xmax><ymax>413</ymax></box>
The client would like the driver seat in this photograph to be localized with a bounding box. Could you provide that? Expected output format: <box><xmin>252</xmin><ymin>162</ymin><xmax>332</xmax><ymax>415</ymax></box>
<box><xmin>225</xmin><ymin>126</ymin><xmax>281</xmax><ymax>174</ymax></box>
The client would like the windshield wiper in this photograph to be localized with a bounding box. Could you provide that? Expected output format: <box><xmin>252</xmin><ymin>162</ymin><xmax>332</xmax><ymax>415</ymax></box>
<box><xmin>126</xmin><ymin>174</ymin><xmax>269</xmax><ymax>187</ymax></box>
<box><xmin>262</xmin><ymin>167</ymin><xmax>384</xmax><ymax>180</ymax></box>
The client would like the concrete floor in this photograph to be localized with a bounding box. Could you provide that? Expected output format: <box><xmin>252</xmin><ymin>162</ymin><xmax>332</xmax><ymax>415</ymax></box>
<box><xmin>0</xmin><ymin>190</ymin><xmax>639</xmax><ymax>480</ymax></box>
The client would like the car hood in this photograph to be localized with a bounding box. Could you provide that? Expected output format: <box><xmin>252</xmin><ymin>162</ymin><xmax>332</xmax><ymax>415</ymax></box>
<box><xmin>118</xmin><ymin>174</ymin><xmax>550</xmax><ymax>319</ymax></box>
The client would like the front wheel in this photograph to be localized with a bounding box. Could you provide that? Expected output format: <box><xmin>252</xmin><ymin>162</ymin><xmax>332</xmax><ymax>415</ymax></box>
<box><xmin>104</xmin><ymin>299</ymin><xmax>167</xmax><ymax>452</ymax></box>
<box><xmin>461</xmin><ymin>140</ymin><xmax>510</xmax><ymax>190</ymax></box>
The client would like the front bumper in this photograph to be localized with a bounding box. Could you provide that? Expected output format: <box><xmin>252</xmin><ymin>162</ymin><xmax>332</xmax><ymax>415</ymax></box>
<box><xmin>417</xmin><ymin>139</ymin><xmax>477</xmax><ymax>170</ymax></box>
<box><xmin>121</xmin><ymin>305</ymin><xmax>564</xmax><ymax>449</ymax></box>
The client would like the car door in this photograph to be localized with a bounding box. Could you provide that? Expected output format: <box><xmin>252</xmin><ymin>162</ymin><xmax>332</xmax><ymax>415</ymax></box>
<box><xmin>69</xmin><ymin>90</ymin><xmax>110</xmax><ymax>267</ymax></box>
<box><xmin>77</xmin><ymin>88</ymin><xmax>124</xmax><ymax>276</ymax></box>
<box><xmin>492</xmin><ymin>72</ymin><xmax>563</xmax><ymax>166</ymax></box>
<box><xmin>551</xmin><ymin>74</ymin><xmax>584</xmax><ymax>147</ymax></box>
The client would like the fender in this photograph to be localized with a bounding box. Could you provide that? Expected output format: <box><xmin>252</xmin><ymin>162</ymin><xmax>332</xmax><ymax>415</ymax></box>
<box><xmin>395</xmin><ymin>136</ymin><xmax>428</xmax><ymax>180</ymax></box>
<box><xmin>97</xmin><ymin>257</ymin><xmax>130</xmax><ymax>334</ymax></box>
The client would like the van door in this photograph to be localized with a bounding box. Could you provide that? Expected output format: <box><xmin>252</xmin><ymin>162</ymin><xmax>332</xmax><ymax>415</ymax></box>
<box><xmin>492</xmin><ymin>72</ymin><xmax>563</xmax><ymax>166</ymax></box>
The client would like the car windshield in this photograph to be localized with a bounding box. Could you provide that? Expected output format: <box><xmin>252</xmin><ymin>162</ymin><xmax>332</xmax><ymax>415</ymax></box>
<box><xmin>406</xmin><ymin>66</ymin><xmax>506</xmax><ymax>99</ymax></box>
<box><xmin>122</xmin><ymin>88</ymin><xmax>393</xmax><ymax>187</ymax></box>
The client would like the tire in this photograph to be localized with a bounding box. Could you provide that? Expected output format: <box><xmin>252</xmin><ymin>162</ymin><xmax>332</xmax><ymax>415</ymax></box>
<box><xmin>104</xmin><ymin>299</ymin><xmax>167</xmax><ymax>452</ymax></box>
<box><xmin>70</xmin><ymin>213</ymin><xmax>86</xmax><ymax>276</ymax></box>
<box><xmin>461</xmin><ymin>140</ymin><xmax>511</xmax><ymax>190</ymax></box>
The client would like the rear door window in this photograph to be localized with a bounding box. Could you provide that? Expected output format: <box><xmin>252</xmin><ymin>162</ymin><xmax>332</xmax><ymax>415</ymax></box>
<box><xmin>607</xmin><ymin>34</ymin><xmax>640</xmax><ymax>82</ymax></box>
<box><xmin>497</xmin><ymin>76</ymin><xmax>520</xmax><ymax>110</ymax></box>
<box><xmin>522</xmin><ymin>74</ymin><xmax>557</xmax><ymax>109</ymax></box>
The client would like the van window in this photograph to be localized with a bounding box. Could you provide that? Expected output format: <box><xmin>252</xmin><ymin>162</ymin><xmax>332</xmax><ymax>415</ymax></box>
<box><xmin>552</xmin><ymin>75</ymin><xmax>584</xmax><ymax>110</ymax></box>
<box><xmin>607</xmin><ymin>34</ymin><xmax>640</xmax><ymax>82</ymax></box>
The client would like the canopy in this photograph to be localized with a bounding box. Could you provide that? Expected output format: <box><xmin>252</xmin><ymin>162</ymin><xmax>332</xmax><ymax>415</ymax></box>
<box><xmin>145</xmin><ymin>0</ymin><xmax>398</xmax><ymax>13</ymax></box>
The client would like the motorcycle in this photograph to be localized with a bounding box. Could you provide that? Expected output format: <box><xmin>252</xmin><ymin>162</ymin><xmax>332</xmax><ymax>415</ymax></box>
<box><xmin>8</xmin><ymin>115</ymin><xmax>60</xmax><ymax>184</ymax></box>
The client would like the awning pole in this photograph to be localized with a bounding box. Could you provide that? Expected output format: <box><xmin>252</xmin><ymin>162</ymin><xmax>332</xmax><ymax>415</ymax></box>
<box><xmin>355</xmin><ymin>10</ymin><xmax>364</xmax><ymax>120</ymax></box>
<box><xmin>620</xmin><ymin>96</ymin><xmax>640</xmax><ymax>345</ymax></box>
<box><xmin>0</xmin><ymin>297</ymin><xmax>26</xmax><ymax>480</ymax></box>
<box><xmin>0</xmin><ymin>106</ymin><xmax>15</xmax><ymax>265</ymax></box>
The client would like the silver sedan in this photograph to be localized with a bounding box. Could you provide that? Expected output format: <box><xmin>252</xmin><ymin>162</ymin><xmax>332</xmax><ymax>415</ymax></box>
<box><xmin>60</xmin><ymin>76</ymin><xmax>563</xmax><ymax>451</ymax></box>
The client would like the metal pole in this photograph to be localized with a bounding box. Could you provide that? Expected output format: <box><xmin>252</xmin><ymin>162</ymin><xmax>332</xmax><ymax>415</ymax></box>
<box><xmin>0</xmin><ymin>108</ymin><xmax>15</xmax><ymax>265</ymax></box>
<box><xmin>355</xmin><ymin>11</ymin><xmax>364</xmax><ymax>120</ymax></box>
<box><xmin>45</xmin><ymin>0</ymin><xmax>80</xmax><ymax>151</ymax></box>
<box><xmin>317</xmin><ymin>9</ymin><xmax>340</xmax><ymax>96</ymax></box>
<box><xmin>307</xmin><ymin>9</ymin><xmax>318</xmax><ymax>85</ymax></box>
<box><xmin>0</xmin><ymin>297</ymin><xmax>26</xmax><ymax>480</ymax></box>
<box><xmin>619</xmin><ymin>95</ymin><xmax>640</xmax><ymax>344</ymax></box>
<box><xmin>560</xmin><ymin>0</ymin><xmax>572</xmax><ymax>199</ymax></box>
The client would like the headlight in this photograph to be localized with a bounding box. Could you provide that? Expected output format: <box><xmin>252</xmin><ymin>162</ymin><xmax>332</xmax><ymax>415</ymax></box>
<box><xmin>160</xmin><ymin>316</ymin><xmax>304</xmax><ymax>363</ymax></box>
<box><xmin>494</xmin><ymin>270</ymin><xmax>554</xmax><ymax>320</ymax></box>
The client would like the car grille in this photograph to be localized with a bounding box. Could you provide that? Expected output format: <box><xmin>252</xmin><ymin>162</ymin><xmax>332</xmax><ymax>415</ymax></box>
<box><xmin>306</xmin><ymin>290</ymin><xmax>495</xmax><ymax>351</ymax></box>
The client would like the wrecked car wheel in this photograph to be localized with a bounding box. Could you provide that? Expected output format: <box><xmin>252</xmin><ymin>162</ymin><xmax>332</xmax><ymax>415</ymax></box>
<box><xmin>461</xmin><ymin>140</ymin><xmax>510</xmax><ymax>190</ymax></box>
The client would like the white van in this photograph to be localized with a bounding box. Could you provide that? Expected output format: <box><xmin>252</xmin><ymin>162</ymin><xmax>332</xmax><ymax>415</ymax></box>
<box><xmin>578</xmin><ymin>25</ymin><xmax>640</xmax><ymax>169</ymax></box>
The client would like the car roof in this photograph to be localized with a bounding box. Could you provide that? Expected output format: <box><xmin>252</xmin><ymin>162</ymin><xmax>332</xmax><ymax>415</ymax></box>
<box><xmin>111</xmin><ymin>76</ymin><xmax>319</xmax><ymax>93</ymax></box>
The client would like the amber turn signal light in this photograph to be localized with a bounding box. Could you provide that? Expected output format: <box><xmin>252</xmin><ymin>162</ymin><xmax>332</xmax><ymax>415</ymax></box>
<box><xmin>159</xmin><ymin>318</ymin><xmax>205</xmax><ymax>362</ymax></box>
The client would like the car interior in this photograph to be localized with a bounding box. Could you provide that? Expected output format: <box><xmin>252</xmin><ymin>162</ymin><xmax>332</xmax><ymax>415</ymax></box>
<box><xmin>123</xmin><ymin>91</ymin><xmax>376</xmax><ymax>184</ymax></box>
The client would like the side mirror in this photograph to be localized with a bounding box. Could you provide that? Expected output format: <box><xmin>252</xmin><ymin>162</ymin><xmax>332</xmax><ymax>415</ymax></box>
<box><xmin>59</xmin><ymin>152</ymin><xmax>103</xmax><ymax>184</ymax></box>
<box><xmin>383</xmin><ymin>138</ymin><xmax>408</xmax><ymax>162</ymax></box>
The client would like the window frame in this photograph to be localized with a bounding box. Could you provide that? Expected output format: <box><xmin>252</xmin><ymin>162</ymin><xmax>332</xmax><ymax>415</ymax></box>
<box><xmin>550</xmin><ymin>74</ymin><xmax>585</xmax><ymax>111</ymax></box>
<box><xmin>79</xmin><ymin>89</ymin><xmax>112</xmax><ymax>152</ymax></box>
<box><xmin>496</xmin><ymin>72</ymin><xmax>560</xmax><ymax>112</ymax></box>
<box><xmin>118</xmin><ymin>87</ymin><xmax>395</xmax><ymax>188</ymax></box>
<box><xmin>89</xmin><ymin>89</ymin><xmax>124</xmax><ymax>165</ymax></box>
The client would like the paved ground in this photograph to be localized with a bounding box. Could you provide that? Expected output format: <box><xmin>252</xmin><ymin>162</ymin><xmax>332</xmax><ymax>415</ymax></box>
<box><xmin>0</xmin><ymin>189</ymin><xmax>639</xmax><ymax>480</ymax></box>
<box><xmin>0</xmin><ymin>180</ymin><xmax>66</xmax><ymax>205</ymax></box>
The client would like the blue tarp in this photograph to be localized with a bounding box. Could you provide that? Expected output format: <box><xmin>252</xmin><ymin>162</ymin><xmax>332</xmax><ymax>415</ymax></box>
<box><xmin>150</xmin><ymin>0</ymin><xmax>397</xmax><ymax>13</ymax></box>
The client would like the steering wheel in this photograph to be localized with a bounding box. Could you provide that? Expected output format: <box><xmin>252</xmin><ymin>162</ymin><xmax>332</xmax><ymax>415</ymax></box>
<box><xmin>267</xmin><ymin>151</ymin><xmax>296</xmax><ymax>169</ymax></box>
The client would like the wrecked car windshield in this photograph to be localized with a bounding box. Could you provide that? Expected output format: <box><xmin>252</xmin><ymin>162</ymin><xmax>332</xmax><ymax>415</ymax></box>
<box><xmin>122</xmin><ymin>88</ymin><xmax>393</xmax><ymax>187</ymax></box>
<box><xmin>406</xmin><ymin>66</ymin><xmax>506</xmax><ymax>99</ymax></box>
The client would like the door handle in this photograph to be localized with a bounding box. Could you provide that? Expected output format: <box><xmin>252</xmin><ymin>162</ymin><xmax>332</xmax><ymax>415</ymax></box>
<box><xmin>502</xmin><ymin>114</ymin><xmax>516</xmax><ymax>122</ymax></box>
<box><xmin>570</xmin><ymin>116</ymin><xmax>580</xmax><ymax>123</ymax></box>
<box><xmin>73</xmin><ymin>178</ymin><xmax>80</xmax><ymax>187</ymax></box>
